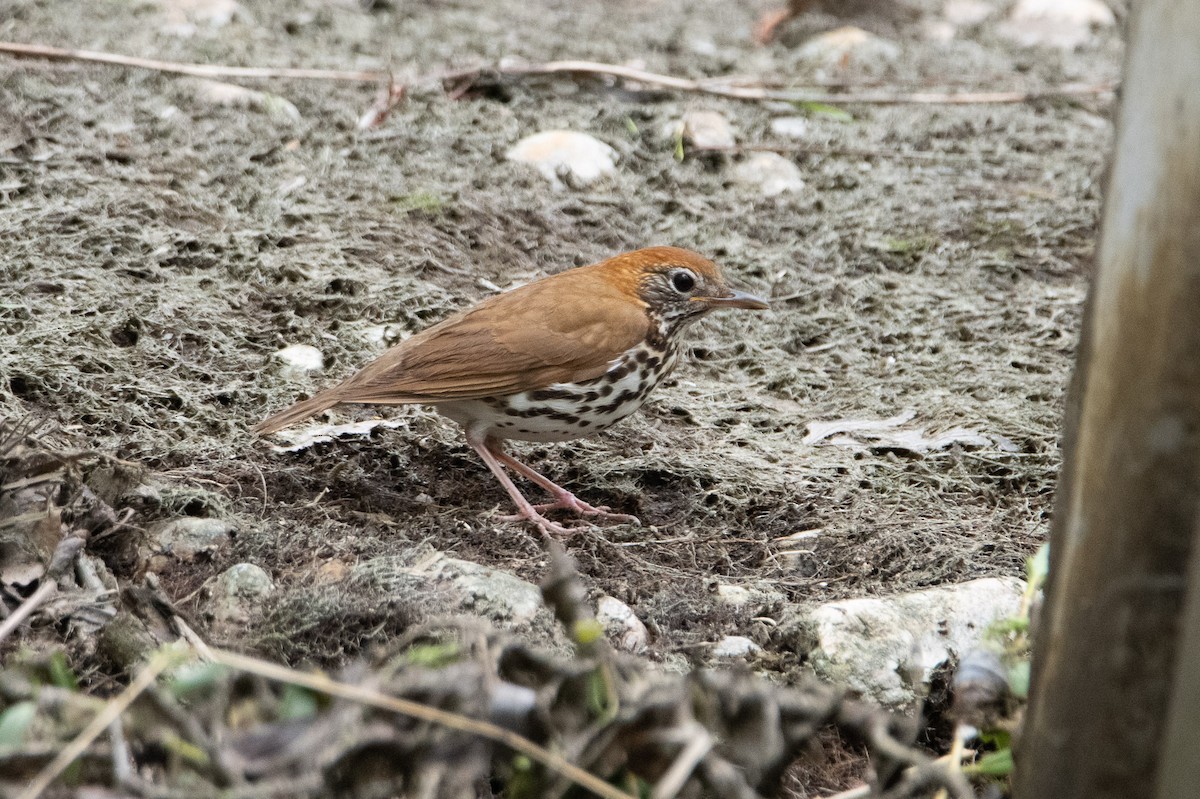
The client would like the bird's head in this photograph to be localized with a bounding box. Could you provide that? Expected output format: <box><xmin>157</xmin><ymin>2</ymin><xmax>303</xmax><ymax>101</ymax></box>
<box><xmin>611</xmin><ymin>246</ymin><xmax>769</xmax><ymax>328</ymax></box>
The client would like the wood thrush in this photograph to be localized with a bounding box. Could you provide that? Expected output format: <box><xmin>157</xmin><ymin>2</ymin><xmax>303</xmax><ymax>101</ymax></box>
<box><xmin>254</xmin><ymin>246</ymin><xmax>769</xmax><ymax>536</ymax></box>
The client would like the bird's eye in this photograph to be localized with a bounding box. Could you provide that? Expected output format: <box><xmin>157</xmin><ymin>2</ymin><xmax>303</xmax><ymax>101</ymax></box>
<box><xmin>671</xmin><ymin>270</ymin><xmax>696</xmax><ymax>293</ymax></box>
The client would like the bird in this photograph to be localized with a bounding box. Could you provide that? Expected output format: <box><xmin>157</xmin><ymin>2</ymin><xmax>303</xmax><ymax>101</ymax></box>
<box><xmin>254</xmin><ymin>246</ymin><xmax>769</xmax><ymax>536</ymax></box>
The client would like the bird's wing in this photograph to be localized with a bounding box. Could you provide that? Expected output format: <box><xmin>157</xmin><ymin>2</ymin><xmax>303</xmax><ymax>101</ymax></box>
<box><xmin>331</xmin><ymin>269</ymin><xmax>651</xmax><ymax>404</ymax></box>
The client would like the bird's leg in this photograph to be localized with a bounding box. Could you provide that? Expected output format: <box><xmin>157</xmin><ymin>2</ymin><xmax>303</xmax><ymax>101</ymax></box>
<box><xmin>465</xmin><ymin>430</ymin><xmax>585</xmax><ymax>537</ymax></box>
<box><xmin>488</xmin><ymin>443</ymin><xmax>641</xmax><ymax>526</ymax></box>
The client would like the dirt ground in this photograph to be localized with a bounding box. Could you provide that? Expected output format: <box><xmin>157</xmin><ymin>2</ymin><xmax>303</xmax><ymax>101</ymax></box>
<box><xmin>2</xmin><ymin>0</ymin><xmax>1117</xmax><ymax>690</ymax></box>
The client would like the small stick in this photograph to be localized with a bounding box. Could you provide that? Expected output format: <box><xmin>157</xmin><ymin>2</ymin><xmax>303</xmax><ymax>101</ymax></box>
<box><xmin>0</xmin><ymin>534</ymin><xmax>85</xmax><ymax>645</ymax></box>
<box><xmin>650</xmin><ymin>726</ymin><xmax>714</xmax><ymax>799</ymax></box>
<box><xmin>0</xmin><ymin>42</ymin><xmax>1116</xmax><ymax>106</ymax></box>
<box><xmin>208</xmin><ymin>647</ymin><xmax>637</xmax><ymax>799</ymax></box>
<box><xmin>0</xmin><ymin>41</ymin><xmax>387</xmax><ymax>82</ymax></box>
<box><xmin>19</xmin><ymin>646</ymin><xmax>183</xmax><ymax>799</ymax></box>
<box><xmin>444</xmin><ymin>59</ymin><xmax>1117</xmax><ymax>106</ymax></box>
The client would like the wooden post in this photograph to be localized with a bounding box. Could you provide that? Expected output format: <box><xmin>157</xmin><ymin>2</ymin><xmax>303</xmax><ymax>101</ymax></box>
<box><xmin>1015</xmin><ymin>1</ymin><xmax>1200</xmax><ymax>797</ymax></box>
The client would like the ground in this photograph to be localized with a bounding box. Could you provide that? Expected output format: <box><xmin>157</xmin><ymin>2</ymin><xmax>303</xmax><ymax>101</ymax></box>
<box><xmin>1</xmin><ymin>0</ymin><xmax>1116</xmax><ymax>776</ymax></box>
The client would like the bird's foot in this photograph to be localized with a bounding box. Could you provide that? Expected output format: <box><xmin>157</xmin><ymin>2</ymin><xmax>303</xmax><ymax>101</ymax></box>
<box><xmin>511</xmin><ymin>492</ymin><xmax>641</xmax><ymax>526</ymax></box>
<box><xmin>499</xmin><ymin>506</ymin><xmax>590</xmax><ymax>537</ymax></box>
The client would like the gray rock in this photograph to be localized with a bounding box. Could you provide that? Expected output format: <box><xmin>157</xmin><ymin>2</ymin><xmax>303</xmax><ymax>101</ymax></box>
<box><xmin>351</xmin><ymin>549</ymin><xmax>546</xmax><ymax>626</ymax></box>
<box><xmin>146</xmin><ymin>517</ymin><xmax>234</xmax><ymax>562</ymax></box>
<box><xmin>999</xmin><ymin>0</ymin><xmax>1114</xmax><ymax>49</ymax></box>
<box><xmin>732</xmin><ymin>153</ymin><xmax>806</xmax><ymax>197</ymax></box>
<box><xmin>796</xmin><ymin>26</ymin><xmax>900</xmax><ymax>70</ymax></box>
<box><xmin>210</xmin><ymin>563</ymin><xmax>274</xmax><ymax>635</ymax></box>
<box><xmin>680</xmin><ymin>110</ymin><xmax>736</xmax><ymax>150</ymax></box>
<box><xmin>712</xmin><ymin>635</ymin><xmax>762</xmax><ymax>658</ymax></box>
<box><xmin>596</xmin><ymin>595</ymin><xmax>650</xmax><ymax>653</ymax></box>
<box><xmin>809</xmin><ymin>577</ymin><xmax>1024</xmax><ymax>707</ymax></box>
<box><xmin>506</xmin><ymin>131</ymin><xmax>618</xmax><ymax>190</ymax></box>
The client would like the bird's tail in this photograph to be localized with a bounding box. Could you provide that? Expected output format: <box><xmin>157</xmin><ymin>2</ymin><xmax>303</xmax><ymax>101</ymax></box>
<box><xmin>253</xmin><ymin>392</ymin><xmax>341</xmax><ymax>436</ymax></box>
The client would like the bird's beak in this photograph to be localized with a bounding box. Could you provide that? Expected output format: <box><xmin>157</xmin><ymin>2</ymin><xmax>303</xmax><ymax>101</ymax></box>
<box><xmin>692</xmin><ymin>288</ymin><xmax>770</xmax><ymax>310</ymax></box>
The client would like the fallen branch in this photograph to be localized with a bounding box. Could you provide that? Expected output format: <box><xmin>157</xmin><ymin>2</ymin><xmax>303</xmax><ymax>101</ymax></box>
<box><xmin>0</xmin><ymin>41</ymin><xmax>387</xmax><ymax>82</ymax></box>
<box><xmin>441</xmin><ymin>59</ymin><xmax>1117</xmax><ymax>106</ymax></box>
<box><xmin>0</xmin><ymin>42</ymin><xmax>1115</xmax><ymax>106</ymax></box>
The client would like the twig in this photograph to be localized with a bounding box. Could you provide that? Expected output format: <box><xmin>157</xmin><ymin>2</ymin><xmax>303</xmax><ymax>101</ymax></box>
<box><xmin>442</xmin><ymin>59</ymin><xmax>1117</xmax><ymax>106</ymax></box>
<box><xmin>650</xmin><ymin>725</ymin><xmax>714</xmax><ymax>799</ymax></box>
<box><xmin>207</xmin><ymin>647</ymin><xmax>637</xmax><ymax>799</ymax></box>
<box><xmin>0</xmin><ymin>41</ymin><xmax>387</xmax><ymax>82</ymax></box>
<box><xmin>19</xmin><ymin>645</ymin><xmax>184</xmax><ymax>799</ymax></box>
<box><xmin>0</xmin><ymin>43</ymin><xmax>1115</xmax><ymax>106</ymax></box>
<box><xmin>0</xmin><ymin>534</ymin><xmax>86</xmax><ymax>645</ymax></box>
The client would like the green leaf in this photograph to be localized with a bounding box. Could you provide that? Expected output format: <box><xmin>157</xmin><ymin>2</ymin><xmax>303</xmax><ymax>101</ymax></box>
<box><xmin>403</xmin><ymin>642</ymin><xmax>461</xmax><ymax>668</ymax></box>
<box><xmin>673</xmin><ymin>128</ymin><xmax>685</xmax><ymax>162</ymax></box>
<box><xmin>624</xmin><ymin>117</ymin><xmax>640</xmax><ymax>136</ymax></box>
<box><xmin>390</xmin><ymin>190</ymin><xmax>445</xmax><ymax>215</ymax></box>
<box><xmin>966</xmin><ymin>748</ymin><xmax>1014</xmax><ymax>777</ymax></box>
<box><xmin>585</xmin><ymin>670</ymin><xmax>610</xmax><ymax>717</ymax></box>
<box><xmin>279</xmin><ymin>684</ymin><xmax>319</xmax><ymax>720</ymax></box>
<box><xmin>48</xmin><ymin>652</ymin><xmax>79</xmax><ymax>691</ymax></box>
<box><xmin>791</xmin><ymin>101</ymin><xmax>853</xmax><ymax>122</ymax></box>
<box><xmin>0</xmin><ymin>702</ymin><xmax>37</xmax><ymax>750</ymax></box>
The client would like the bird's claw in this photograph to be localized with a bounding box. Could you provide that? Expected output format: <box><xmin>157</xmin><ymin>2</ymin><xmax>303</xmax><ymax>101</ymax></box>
<box><xmin>524</xmin><ymin>495</ymin><xmax>641</xmax><ymax>526</ymax></box>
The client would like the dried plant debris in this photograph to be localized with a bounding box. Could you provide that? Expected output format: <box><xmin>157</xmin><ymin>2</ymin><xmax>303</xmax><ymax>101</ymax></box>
<box><xmin>0</xmin><ymin>547</ymin><xmax>974</xmax><ymax>799</ymax></box>
<box><xmin>0</xmin><ymin>419</ymin><xmax>142</xmax><ymax>657</ymax></box>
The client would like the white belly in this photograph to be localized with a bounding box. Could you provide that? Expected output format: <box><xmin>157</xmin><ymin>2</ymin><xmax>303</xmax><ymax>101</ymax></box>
<box><xmin>436</xmin><ymin>343</ymin><xmax>679</xmax><ymax>443</ymax></box>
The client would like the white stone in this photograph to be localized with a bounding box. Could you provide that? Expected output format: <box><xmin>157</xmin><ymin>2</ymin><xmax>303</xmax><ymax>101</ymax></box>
<box><xmin>186</xmin><ymin>78</ymin><xmax>301</xmax><ymax>123</ymax></box>
<box><xmin>715</xmin><ymin>583</ymin><xmax>786</xmax><ymax>608</ymax></box>
<box><xmin>769</xmin><ymin>116</ymin><xmax>810</xmax><ymax>140</ymax></box>
<box><xmin>596</xmin><ymin>595</ymin><xmax>650</xmax><ymax>653</ymax></box>
<box><xmin>505</xmin><ymin>131</ymin><xmax>618</xmax><ymax>190</ymax></box>
<box><xmin>944</xmin><ymin>0</ymin><xmax>995</xmax><ymax>27</ymax></box>
<box><xmin>732</xmin><ymin>153</ymin><xmax>806</xmax><ymax>197</ymax></box>
<box><xmin>809</xmin><ymin>577</ymin><xmax>1025</xmax><ymax>707</ymax></box>
<box><xmin>712</xmin><ymin>635</ymin><xmax>762</xmax><ymax>658</ymax></box>
<box><xmin>272</xmin><ymin>344</ymin><xmax>324</xmax><ymax>378</ymax></box>
<box><xmin>210</xmin><ymin>563</ymin><xmax>274</xmax><ymax>634</ymax></box>
<box><xmin>796</xmin><ymin>26</ymin><xmax>901</xmax><ymax>70</ymax></box>
<box><xmin>1000</xmin><ymin>0</ymin><xmax>1115</xmax><ymax>49</ymax></box>
<box><xmin>680</xmin><ymin>110</ymin><xmax>736</xmax><ymax>150</ymax></box>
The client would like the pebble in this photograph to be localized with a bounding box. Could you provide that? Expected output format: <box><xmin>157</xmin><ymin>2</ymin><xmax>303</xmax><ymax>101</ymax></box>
<box><xmin>596</xmin><ymin>596</ymin><xmax>650</xmax><ymax>653</ymax></box>
<box><xmin>272</xmin><ymin>344</ymin><xmax>324</xmax><ymax>378</ymax></box>
<box><xmin>796</xmin><ymin>26</ymin><xmax>901</xmax><ymax>70</ymax></box>
<box><xmin>769</xmin><ymin>116</ymin><xmax>810</xmax><ymax>140</ymax></box>
<box><xmin>185</xmin><ymin>78</ymin><xmax>301</xmax><ymax>123</ymax></box>
<box><xmin>1000</xmin><ymin>0</ymin><xmax>1115</xmax><ymax>49</ymax></box>
<box><xmin>679</xmin><ymin>110</ymin><xmax>736</xmax><ymax>151</ymax></box>
<box><xmin>145</xmin><ymin>517</ymin><xmax>234</xmax><ymax>562</ymax></box>
<box><xmin>209</xmin><ymin>563</ymin><xmax>274</xmax><ymax>635</ymax></box>
<box><xmin>732</xmin><ymin>153</ymin><xmax>806</xmax><ymax>197</ymax></box>
<box><xmin>505</xmin><ymin>131</ymin><xmax>618</xmax><ymax>190</ymax></box>
<box><xmin>712</xmin><ymin>635</ymin><xmax>762</xmax><ymax>658</ymax></box>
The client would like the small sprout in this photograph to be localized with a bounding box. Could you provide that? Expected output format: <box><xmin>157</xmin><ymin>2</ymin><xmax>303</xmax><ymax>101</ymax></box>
<box><xmin>672</xmin><ymin>127</ymin><xmax>685</xmax><ymax>162</ymax></box>
<box><xmin>791</xmin><ymin>101</ymin><xmax>853</xmax><ymax>122</ymax></box>
<box><xmin>965</xmin><ymin>748</ymin><xmax>1014</xmax><ymax>778</ymax></box>
<box><xmin>48</xmin><ymin>652</ymin><xmax>79</xmax><ymax>691</ymax></box>
<box><xmin>161</xmin><ymin>731</ymin><xmax>210</xmax><ymax>767</ymax></box>
<box><xmin>403</xmin><ymin>642</ymin><xmax>462</xmax><ymax>668</ymax></box>
<box><xmin>571</xmin><ymin>618</ymin><xmax>604</xmax><ymax>646</ymax></box>
<box><xmin>390</xmin><ymin>191</ymin><xmax>445</xmax><ymax>215</ymax></box>
<box><xmin>624</xmin><ymin>117</ymin><xmax>639</xmax><ymax>136</ymax></box>
<box><xmin>585</xmin><ymin>670</ymin><xmax>611</xmax><ymax>717</ymax></box>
